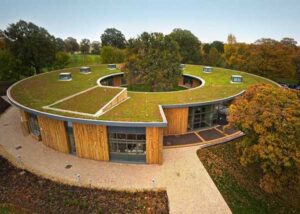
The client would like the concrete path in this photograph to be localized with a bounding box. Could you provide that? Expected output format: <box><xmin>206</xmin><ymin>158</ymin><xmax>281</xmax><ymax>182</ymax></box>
<box><xmin>0</xmin><ymin>107</ymin><xmax>231</xmax><ymax>214</ymax></box>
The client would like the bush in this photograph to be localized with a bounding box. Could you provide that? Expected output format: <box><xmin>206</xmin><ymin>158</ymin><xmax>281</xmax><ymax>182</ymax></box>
<box><xmin>101</xmin><ymin>46</ymin><xmax>125</xmax><ymax>64</ymax></box>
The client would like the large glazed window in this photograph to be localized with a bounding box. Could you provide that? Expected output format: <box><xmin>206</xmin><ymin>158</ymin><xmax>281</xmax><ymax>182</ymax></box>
<box><xmin>108</xmin><ymin>127</ymin><xmax>146</xmax><ymax>163</ymax></box>
<box><xmin>188</xmin><ymin>101</ymin><xmax>232</xmax><ymax>131</ymax></box>
<box><xmin>28</xmin><ymin>113</ymin><xmax>40</xmax><ymax>137</ymax></box>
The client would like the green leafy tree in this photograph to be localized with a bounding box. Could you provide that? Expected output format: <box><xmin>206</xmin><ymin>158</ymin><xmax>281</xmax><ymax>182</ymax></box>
<box><xmin>3</xmin><ymin>20</ymin><xmax>56</xmax><ymax>74</ymax></box>
<box><xmin>80</xmin><ymin>39</ymin><xmax>90</xmax><ymax>54</ymax></box>
<box><xmin>101</xmin><ymin>46</ymin><xmax>125</xmax><ymax>63</ymax></box>
<box><xmin>228</xmin><ymin>84</ymin><xmax>300</xmax><ymax>193</ymax></box>
<box><xmin>169</xmin><ymin>28</ymin><xmax>201</xmax><ymax>64</ymax></box>
<box><xmin>101</xmin><ymin>28</ymin><xmax>126</xmax><ymax>49</ymax></box>
<box><xmin>211</xmin><ymin>41</ymin><xmax>224</xmax><ymax>53</ymax></box>
<box><xmin>64</xmin><ymin>37</ymin><xmax>79</xmax><ymax>53</ymax></box>
<box><xmin>124</xmin><ymin>32</ymin><xmax>181</xmax><ymax>91</ymax></box>
<box><xmin>207</xmin><ymin>47</ymin><xmax>221</xmax><ymax>66</ymax></box>
<box><xmin>54</xmin><ymin>51</ymin><xmax>70</xmax><ymax>69</ymax></box>
<box><xmin>91</xmin><ymin>41</ymin><xmax>101</xmax><ymax>54</ymax></box>
<box><xmin>55</xmin><ymin>38</ymin><xmax>65</xmax><ymax>52</ymax></box>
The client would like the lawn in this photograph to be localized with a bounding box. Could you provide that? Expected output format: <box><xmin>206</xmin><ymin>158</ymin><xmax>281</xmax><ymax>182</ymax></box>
<box><xmin>0</xmin><ymin>155</ymin><xmax>169</xmax><ymax>213</ymax></box>
<box><xmin>67</xmin><ymin>54</ymin><xmax>102</xmax><ymax>67</ymax></box>
<box><xmin>10</xmin><ymin>65</ymin><xmax>278</xmax><ymax>122</ymax></box>
<box><xmin>197</xmin><ymin>140</ymin><xmax>300</xmax><ymax>214</ymax></box>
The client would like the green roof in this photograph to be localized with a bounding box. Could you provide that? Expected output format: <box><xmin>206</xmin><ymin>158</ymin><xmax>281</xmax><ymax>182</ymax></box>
<box><xmin>10</xmin><ymin>64</ymin><xmax>277</xmax><ymax>122</ymax></box>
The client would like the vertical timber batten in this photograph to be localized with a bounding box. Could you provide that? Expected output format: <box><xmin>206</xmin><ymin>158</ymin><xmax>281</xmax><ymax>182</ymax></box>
<box><xmin>37</xmin><ymin>116</ymin><xmax>70</xmax><ymax>153</ymax></box>
<box><xmin>73</xmin><ymin>123</ymin><xmax>109</xmax><ymax>161</ymax></box>
<box><xmin>20</xmin><ymin>110</ymin><xmax>29</xmax><ymax>136</ymax></box>
<box><xmin>163</xmin><ymin>107</ymin><xmax>188</xmax><ymax>135</ymax></box>
<box><xmin>146</xmin><ymin>127</ymin><xmax>163</xmax><ymax>164</ymax></box>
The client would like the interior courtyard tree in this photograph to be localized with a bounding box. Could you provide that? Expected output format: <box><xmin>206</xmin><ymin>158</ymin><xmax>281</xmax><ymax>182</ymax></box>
<box><xmin>228</xmin><ymin>84</ymin><xmax>300</xmax><ymax>193</ymax></box>
<box><xmin>169</xmin><ymin>28</ymin><xmax>201</xmax><ymax>64</ymax></box>
<box><xmin>101</xmin><ymin>28</ymin><xmax>126</xmax><ymax>49</ymax></box>
<box><xmin>124</xmin><ymin>32</ymin><xmax>181</xmax><ymax>92</ymax></box>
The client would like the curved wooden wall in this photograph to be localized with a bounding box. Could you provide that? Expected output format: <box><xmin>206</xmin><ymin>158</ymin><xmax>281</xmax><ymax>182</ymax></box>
<box><xmin>163</xmin><ymin>107</ymin><xmax>188</xmax><ymax>135</ymax></box>
<box><xmin>38</xmin><ymin>116</ymin><xmax>70</xmax><ymax>154</ymax></box>
<box><xmin>73</xmin><ymin>123</ymin><xmax>109</xmax><ymax>161</ymax></box>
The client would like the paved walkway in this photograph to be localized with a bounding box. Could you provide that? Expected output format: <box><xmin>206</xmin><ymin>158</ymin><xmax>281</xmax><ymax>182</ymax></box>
<box><xmin>0</xmin><ymin>107</ymin><xmax>231</xmax><ymax>214</ymax></box>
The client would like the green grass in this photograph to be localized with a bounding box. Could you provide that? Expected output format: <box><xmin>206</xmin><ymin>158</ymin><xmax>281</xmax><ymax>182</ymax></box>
<box><xmin>67</xmin><ymin>54</ymin><xmax>102</xmax><ymax>67</ymax></box>
<box><xmin>126</xmin><ymin>84</ymin><xmax>187</xmax><ymax>92</ymax></box>
<box><xmin>52</xmin><ymin>87</ymin><xmax>122</xmax><ymax>114</ymax></box>
<box><xmin>10</xmin><ymin>65</ymin><xmax>278</xmax><ymax>122</ymax></box>
<box><xmin>197</xmin><ymin>140</ymin><xmax>300</xmax><ymax>214</ymax></box>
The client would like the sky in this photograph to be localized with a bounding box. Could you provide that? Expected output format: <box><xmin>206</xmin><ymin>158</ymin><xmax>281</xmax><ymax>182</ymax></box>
<box><xmin>1</xmin><ymin>0</ymin><xmax>300</xmax><ymax>44</ymax></box>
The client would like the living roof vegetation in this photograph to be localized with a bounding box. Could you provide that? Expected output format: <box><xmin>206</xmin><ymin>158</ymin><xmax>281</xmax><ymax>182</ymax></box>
<box><xmin>50</xmin><ymin>87</ymin><xmax>122</xmax><ymax>114</ymax></box>
<box><xmin>10</xmin><ymin>64</ymin><xmax>277</xmax><ymax>122</ymax></box>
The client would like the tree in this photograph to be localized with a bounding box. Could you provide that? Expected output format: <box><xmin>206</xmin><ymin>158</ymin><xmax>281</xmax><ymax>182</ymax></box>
<box><xmin>207</xmin><ymin>47</ymin><xmax>221</xmax><ymax>66</ymax></box>
<box><xmin>54</xmin><ymin>51</ymin><xmax>70</xmax><ymax>69</ymax></box>
<box><xmin>80</xmin><ymin>39</ymin><xmax>90</xmax><ymax>54</ymax></box>
<box><xmin>124</xmin><ymin>32</ymin><xmax>181</xmax><ymax>91</ymax></box>
<box><xmin>64</xmin><ymin>37</ymin><xmax>79</xmax><ymax>53</ymax></box>
<box><xmin>101</xmin><ymin>46</ymin><xmax>125</xmax><ymax>64</ymax></box>
<box><xmin>55</xmin><ymin>38</ymin><xmax>65</xmax><ymax>52</ymax></box>
<box><xmin>169</xmin><ymin>28</ymin><xmax>201</xmax><ymax>64</ymax></box>
<box><xmin>211</xmin><ymin>41</ymin><xmax>224</xmax><ymax>53</ymax></box>
<box><xmin>280</xmin><ymin>37</ymin><xmax>297</xmax><ymax>47</ymax></box>
<box><xmin>101</xmin><ymin>28</ymin><xmax>126</xmax><ymax>49</ymax></box>
<box><xmin>91</xmin><ymin>41</ymin><xmax>100</xmax><ymax>54</ymax></box>
<box><xmin>3</xmin><ymin>20</ymin><xmax>56</xmax><ymax>74</ymax></box>
<box><xmin>227</xmin><ymin>34</ymin><xmax>237</xmax><ymax>44</ymax></box>
<box><xmin>228</xmin><ymin>84</ymin><xmax>300</xmax><ymax>193</ymax></box>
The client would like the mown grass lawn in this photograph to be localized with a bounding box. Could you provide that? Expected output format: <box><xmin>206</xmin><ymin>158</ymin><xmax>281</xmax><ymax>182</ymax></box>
<box><xmin>197</xmin><ymin>140</ymin><xmax>300</xmax><ymax>214</ymax></box>
<box><xmin>67</xmin><ymin>54</ymin><xmax>102</xmax><ymax>67</ymax></box>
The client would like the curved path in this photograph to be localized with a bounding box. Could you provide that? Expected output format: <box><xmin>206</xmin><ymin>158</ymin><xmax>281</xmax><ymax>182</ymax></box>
<box><xmin>0</xmin><ymin>106</ymin><xmax>231</xmax><ymax>214</ymax></box>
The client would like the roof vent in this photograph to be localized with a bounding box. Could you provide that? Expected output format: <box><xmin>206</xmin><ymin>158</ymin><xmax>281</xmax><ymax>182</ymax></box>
<box><xmin>59</xmin><ymin>72</ymin><xmax>72</xmax><ymax>81</ymax></box>
<box><xmin>231</xmin><ymin>75</ymin><xmax>243</xmax><ymax>83</ymax></box>
<box><xmin>107</xmin><ymin>64</ymin><xmax>117</xmax><ymax>70</ymax></box>
<box><xmin>80</xmin><ymin>66</ymin><xmax>91</xmax><ymax>74</ymax></box>
<box><xmin>203</xmin><ymin>66</ymin><xmax>213</xmax><ymax>73</ymax></box>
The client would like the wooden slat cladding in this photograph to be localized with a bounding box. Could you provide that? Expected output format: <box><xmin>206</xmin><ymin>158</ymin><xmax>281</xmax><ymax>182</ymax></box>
<box><xmin>146</xmin><ymin>127</ymin><xmax>163</xmax><ymax>164</ymax></box>
<box><xmin>113</xmin><ymin>76</ymin><xmax>122</xmax><ymax>86</ymax></box>
<box><xmin>163</xmin><ymin>107</ymin><xmax>188</xmax><ymax>135</ymax></box>
<box><xmin>19</xmin><ymin>110</ymin><xmax>29</xmax><ymax>136</ymax></box>
<box><xmin>37</xmin><ymin>116</ymin><xmax>70</xmax><ymax>153</ymax></box>
<box><xmin>73</xmin><ymin>123</ymin><xmax>109</xmax><ymax>161</ymax></box>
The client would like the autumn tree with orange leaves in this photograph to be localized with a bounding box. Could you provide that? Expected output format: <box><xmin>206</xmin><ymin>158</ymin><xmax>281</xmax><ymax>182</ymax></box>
<box><xmin>228</xmin><ymin>84</ymin><xmax>300</xmax><ymax>193</ymax></box>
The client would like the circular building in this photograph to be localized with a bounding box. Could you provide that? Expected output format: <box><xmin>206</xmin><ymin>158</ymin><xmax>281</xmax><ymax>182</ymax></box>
<box><xmin>7</xmin><ymin>65</ymin><xmax>277</xmax><ymax>164</ymax></box>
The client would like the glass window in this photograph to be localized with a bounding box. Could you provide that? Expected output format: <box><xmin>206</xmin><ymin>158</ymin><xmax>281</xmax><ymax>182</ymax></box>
<box><xmin>28</xmin><ymin>113</ymin><xmax>40</xmax><ymax>137</ymax></box>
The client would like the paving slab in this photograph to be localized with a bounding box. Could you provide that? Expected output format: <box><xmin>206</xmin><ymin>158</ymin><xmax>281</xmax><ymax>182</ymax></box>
<box><xmin>0</xmin><ymin>107</ymin><xmax>231</xmax><ymax>214</ymax></box>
